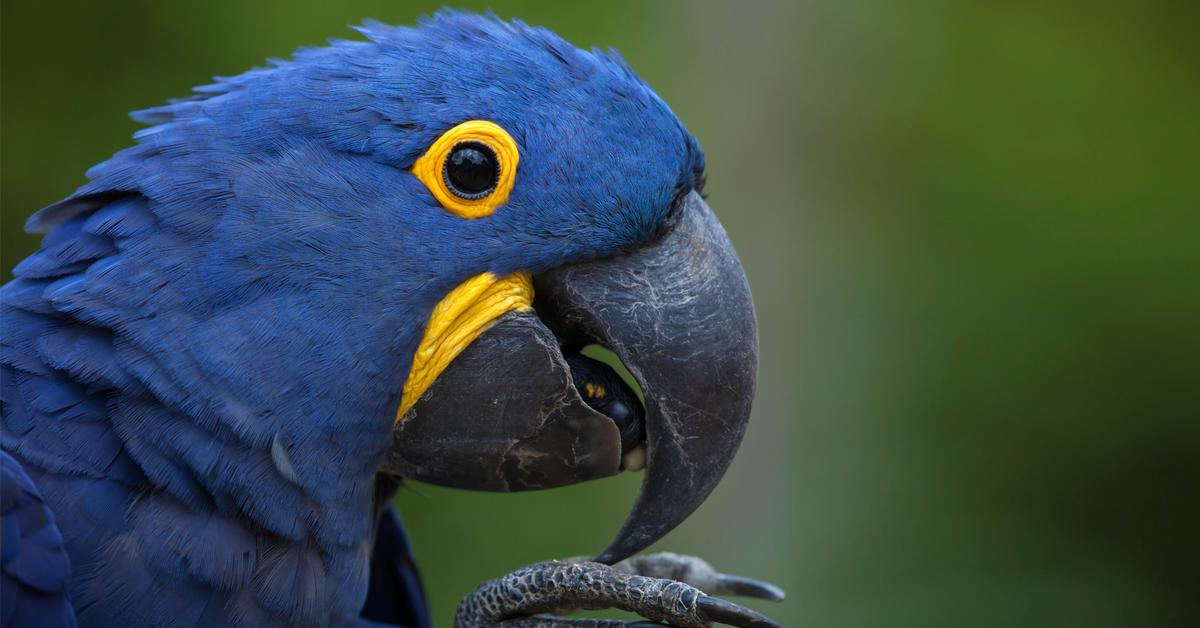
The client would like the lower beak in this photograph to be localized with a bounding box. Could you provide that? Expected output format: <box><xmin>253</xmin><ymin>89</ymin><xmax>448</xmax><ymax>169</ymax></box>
<box><xmin>382</xmin><ymin>192</ymin><xmax>758</xmax><ymax>564</ymax></box>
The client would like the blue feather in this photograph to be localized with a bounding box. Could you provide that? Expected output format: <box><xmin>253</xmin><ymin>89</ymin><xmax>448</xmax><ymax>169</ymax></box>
<box><xmin>361</xmin><ymin>505</ymin><xmax>432</xmax><ymax>628</ymax></box>
<box><xmin>0</xmin><ymin>451</ymin><xmax>77</xmax><ymax>627</ymax></box>
<box><xmin>81</xmin><ymin>196</ymin><xmax>156</xmax><ymax>239</ymax></box>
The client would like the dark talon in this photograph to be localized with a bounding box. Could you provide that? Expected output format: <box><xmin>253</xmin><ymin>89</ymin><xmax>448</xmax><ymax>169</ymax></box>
<box><xmin>696</xmin><ymin>596</ymin><xmax>781</xmax><ymax>628</ymax></box>
<box><xmin>499</xmin><ymin>617</ymin><xmax>665</xmax><ymax>627</ymax></box>
<box><xmin>714</xmin><ymin>575</ymin><xmax>786</xmax><ymax>603</ymax></box>
<box><xmin>611</xmin><ymin>552</ymin><xmax>786</xmax><ymax>604</ymax></box>
<box><xmin>459</xmin><ymin>556</ymin><xmax>784</xmax><ymax>627</ymax></box>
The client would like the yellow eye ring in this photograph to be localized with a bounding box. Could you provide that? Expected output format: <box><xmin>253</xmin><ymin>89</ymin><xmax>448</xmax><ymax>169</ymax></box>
<box><xmin>411</xmin><ymin>120</ymin><xmax>519</xmax><ymax>219</ymax></box>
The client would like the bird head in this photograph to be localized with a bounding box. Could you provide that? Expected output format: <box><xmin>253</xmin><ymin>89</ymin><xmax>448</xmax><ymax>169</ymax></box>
<box><xmin>29</xmin><ymin>11</ymin><xmax>756</xmax><ymax>564</ymax></box>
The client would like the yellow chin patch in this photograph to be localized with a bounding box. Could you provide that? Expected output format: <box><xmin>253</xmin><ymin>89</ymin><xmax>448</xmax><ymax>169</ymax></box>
<box><xmin>397</xmin><ymin>271</ymin><xmax>534</xmax><ymax>421</ymax></box>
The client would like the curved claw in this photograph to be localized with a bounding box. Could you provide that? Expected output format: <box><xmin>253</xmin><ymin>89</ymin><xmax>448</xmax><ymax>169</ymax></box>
<box><xmin>696</xmin><ymin>596</ymin><xmax>781</xmax><ymax>628</ymax></box>
<box><xmin>713</xmin><ymin>575</ymin><xmax>786</xmax><ymax>603</ymax></box>
<box><xmin>607</xmin><ymin>553</ymin><xmax>786</xmax><ymax>604</ymax></box>
<box><xmin>456</xmin><ymin>560</ymin><xmax>784</xmax><ymax>628</ymax></box>
<box><xmin>499</xmin><ymin>618</ymin><xmax>663</xmax><ymax>627</ymax></box>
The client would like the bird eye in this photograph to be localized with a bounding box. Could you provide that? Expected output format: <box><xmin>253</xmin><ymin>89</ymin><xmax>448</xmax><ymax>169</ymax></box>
<box><xmin>444</xmin><ymin>141</ymin><xmax>499</xmax><ymax>199</ymax></box>
<box><xmin>411</xmin><ymin>120</ymin><xmax>518</xmax><ymax>219</ymax></box>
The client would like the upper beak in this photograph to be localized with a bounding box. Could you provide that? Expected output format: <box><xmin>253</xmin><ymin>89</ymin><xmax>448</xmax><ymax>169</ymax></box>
<box><xmin>382</xmin><ymin>191</ymin><xmax>758</xmax><ymax>564</ymax></box>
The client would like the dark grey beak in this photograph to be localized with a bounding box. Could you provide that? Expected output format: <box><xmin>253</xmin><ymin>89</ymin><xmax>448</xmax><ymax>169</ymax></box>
<box><xmin>383</xmin><ymin>191</ymin><xmax>758</xmax><ymax>564</ymax></box>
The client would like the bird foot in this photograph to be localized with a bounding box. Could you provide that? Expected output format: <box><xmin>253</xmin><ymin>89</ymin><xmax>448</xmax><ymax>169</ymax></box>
<box><xmin>455</xmin><ymin>553</ymin><xmax>784</xmax><ymax>627</ymax></box>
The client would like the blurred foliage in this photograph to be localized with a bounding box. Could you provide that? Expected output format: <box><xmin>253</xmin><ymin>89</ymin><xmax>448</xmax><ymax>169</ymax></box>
<box><xmin>3</xmin><ymin>1</ymin><xmax>1198</xmax><ymax>626</ymax></box>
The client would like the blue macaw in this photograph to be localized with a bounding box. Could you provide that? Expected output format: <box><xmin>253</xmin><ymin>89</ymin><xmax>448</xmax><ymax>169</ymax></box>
<box><xmin>1</xmin><ymin>11</ymin><xmax>776</xmax><ymax>627</ymax></box>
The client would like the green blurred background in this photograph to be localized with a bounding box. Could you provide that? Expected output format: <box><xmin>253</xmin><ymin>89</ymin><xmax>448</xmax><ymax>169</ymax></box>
<box><xmin>3</xmin><ymin>1</ymin><xmax>1198</xmax><ymax>626</ymax></box>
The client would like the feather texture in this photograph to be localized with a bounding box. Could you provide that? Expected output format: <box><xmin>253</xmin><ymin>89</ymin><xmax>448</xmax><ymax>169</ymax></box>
<box><xmin>0</xmin><ymin>451</ymin><xmax>77</xmax><ymax>627</ymax></box>
<box><xmin>1</xmin><ymin>10</ymin><xmax>704</xmax><ymax>626</ymax></box>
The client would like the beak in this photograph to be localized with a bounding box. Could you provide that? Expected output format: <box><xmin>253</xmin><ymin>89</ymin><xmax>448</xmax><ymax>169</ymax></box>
<box><xmin>382</xmin><ymin>191</ymin><xmax>758</xmax><ymax>564</ymax></box>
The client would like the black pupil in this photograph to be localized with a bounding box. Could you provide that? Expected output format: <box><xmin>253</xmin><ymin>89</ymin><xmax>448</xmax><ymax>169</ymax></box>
<box><xmin>445</xmin><ymin>142</ymin><xmax>498</xmax><ymax>198</ymax></box>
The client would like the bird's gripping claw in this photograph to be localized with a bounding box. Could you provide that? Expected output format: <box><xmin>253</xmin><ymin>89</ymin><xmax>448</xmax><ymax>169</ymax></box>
<box><xmin>456</xmin><ymin>553</ymin><xmax>785</xmax><ymax>628</ymax></box>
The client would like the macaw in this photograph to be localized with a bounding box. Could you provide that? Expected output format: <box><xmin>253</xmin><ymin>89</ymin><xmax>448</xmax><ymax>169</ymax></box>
<box><xmin>0</xmin><ymin>11</ymin><xmax>779</xmax><ymax>627</ymax></box>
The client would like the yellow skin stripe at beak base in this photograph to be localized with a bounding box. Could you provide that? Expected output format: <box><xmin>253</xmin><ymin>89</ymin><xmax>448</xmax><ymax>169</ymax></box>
<box><xmin>397</xmin><ymin>271</ymin><xmax>534</xmax><ymax>422</ymax></box>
